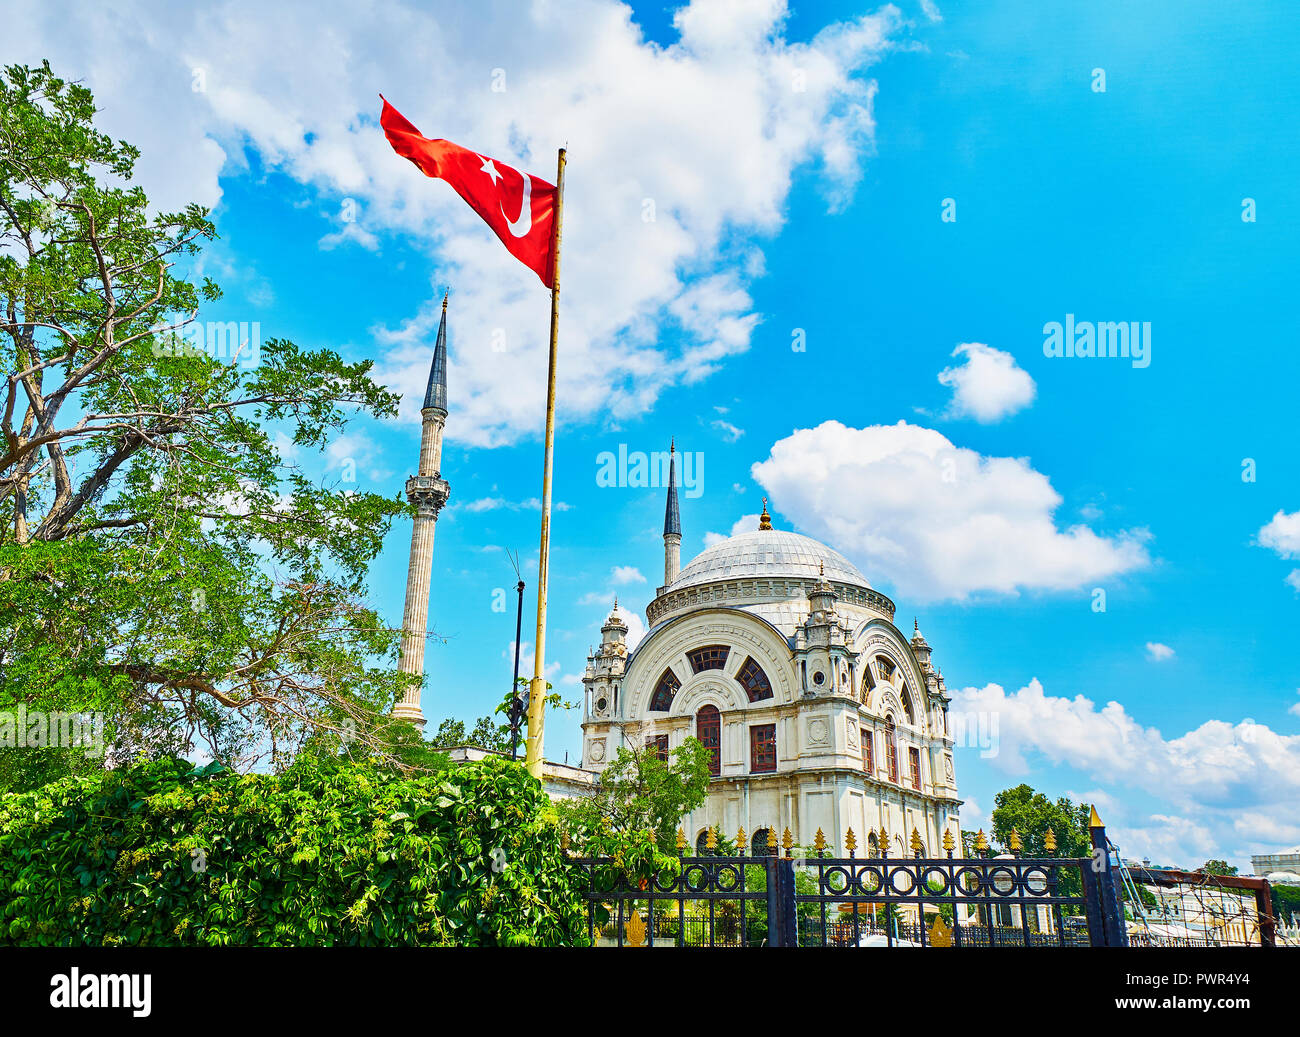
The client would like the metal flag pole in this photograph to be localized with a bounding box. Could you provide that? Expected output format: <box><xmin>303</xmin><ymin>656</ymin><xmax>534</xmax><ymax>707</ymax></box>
<box><xmin>524</xmin><ymin>146</ymin><xmax>566</xmax><ymax>778</ymax></box>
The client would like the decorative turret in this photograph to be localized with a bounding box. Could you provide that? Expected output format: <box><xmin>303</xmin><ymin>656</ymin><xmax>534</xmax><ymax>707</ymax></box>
<box><xmin>910</xmin><ymin>618</ymin><xmax>933</xmax><ymax>673</ymax></box>
<box><xmin>584</xmin><ymin>599</ymin><xmax>627</xmax><ymax>725</ymax></box>
<box><xmin>394</xmin><ymin>291</ymin><xmax>453</xmax><ymax>729</ymax></box>
<box><xmin>758</xmin><ymin>497</ymin><xmax>772</xmax><ymax>530</ymax></box>
<box><xmin>663</xmin><ymin>440</ymin><xmax>681</xmax><ymax>585</ymax></box>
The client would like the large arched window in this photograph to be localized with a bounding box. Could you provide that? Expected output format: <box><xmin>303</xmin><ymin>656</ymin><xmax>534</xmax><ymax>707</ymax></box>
<box><xmin>751</xmin><ymin>828</ymin><xmax>773</xmax><ymax>857</ymax></box>
<box><xmin>688</xmin><ymin>645</ymin><xmax>730</xmax><ymax>673</ymax></box>
<box><xmin>885</xmin><ymin>716</ymin><xmax>899</xmax><ymax>783</ymax></box>
<box><xmin>735</xmin><ymin>656</ymin><xmax>773</xmax><ymax>702</ymax></box>
<box><xmin>649</xmin><ymin>668</ymin><xmax>680</xmax><ymax>712</ymax></box>
<box><xmin>696</xmin><ymin>704</ymin><xmax>721</xmax><ymax>776</ymax></box>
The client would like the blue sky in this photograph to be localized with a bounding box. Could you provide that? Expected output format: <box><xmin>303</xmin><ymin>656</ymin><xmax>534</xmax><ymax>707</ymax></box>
<box><xmin>9</xmin><ymin>0</ymin><xmax>1298</xmax><ymax>869</ymax></box>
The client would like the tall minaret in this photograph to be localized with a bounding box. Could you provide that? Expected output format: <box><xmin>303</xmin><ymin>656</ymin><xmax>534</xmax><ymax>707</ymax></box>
<box><xmin>663</xmin><ymin>439</ymin><xmax>681</xmax><ymax>585</ymax></box>
<box><xmin>394</xmin><ymin>292</ymin><xmax>452</xmax><ymax>729</ymax></box>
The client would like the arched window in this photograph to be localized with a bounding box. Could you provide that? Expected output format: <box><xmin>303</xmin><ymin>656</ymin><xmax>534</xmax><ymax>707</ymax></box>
<box><xmin>696</xmin><ymin>704</ymin><xmax>721</xmax><ymax>776</ymax></box>
<box><xmin>735</xmin><ymin>656</ymin><xmax>773</xmax><ymax>702</ymax></box>
<box><xmin>688</xmin><ymin>645</ymin><xmax>730</xmax><ymax>673</ymax></box>
<box><xmin>649</xmin><ymin>667</ymin><xmax>680</xmax><ymax>711</ymax></box>
<box><xmin>751</xmin><ymin>828</ymin><xmax>773</xmax><ymax>857</ymax></box>
<box><xmin>875</xmin><ymin>655</ymin><xmax>896</xmax><ymax>685</ymax></box>
<box><xmin>900</xmin><ymin>687</ymin><xmax>916</xmax><ymax>726</ymax></box>
<box><xmin>867</xmin><ymin>831</ymin><xmax>879</xmax><ymax>858</ymax></box>
<box><xmin>885</xmin><ymin>716</ymin><xmax>899</xmax><ymax>783</ymax></box>
<box><xmin>695</xmin><ymin>829</ymin><xmax>712</xmax><ymax>856</ymax></box>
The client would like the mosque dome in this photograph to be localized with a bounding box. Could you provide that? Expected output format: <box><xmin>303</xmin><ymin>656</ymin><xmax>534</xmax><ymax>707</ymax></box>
<box><xmin>667</xmin><ymin>529</ymin><xmax>871</xmax><ymax>593</ymax></box>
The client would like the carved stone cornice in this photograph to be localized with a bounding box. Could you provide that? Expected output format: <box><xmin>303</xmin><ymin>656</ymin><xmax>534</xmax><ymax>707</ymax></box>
<box><xmin>405</xmin><ymin>474</ymin><xmax>450</xmax><ymax>518</ymax></box>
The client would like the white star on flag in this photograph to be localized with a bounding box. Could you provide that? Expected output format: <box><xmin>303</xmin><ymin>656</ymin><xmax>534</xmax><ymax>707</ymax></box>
<box><xmin>479</xmin><ymin>157</ymin><xmax>502</xmax><ymax>185</ymax></box>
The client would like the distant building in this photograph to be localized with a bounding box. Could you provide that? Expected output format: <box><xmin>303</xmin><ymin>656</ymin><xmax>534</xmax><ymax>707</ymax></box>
<box><xmin>1251</xmin><ymin>845</ymin><xmax>1300</xmax><ymax>885</ymax></box>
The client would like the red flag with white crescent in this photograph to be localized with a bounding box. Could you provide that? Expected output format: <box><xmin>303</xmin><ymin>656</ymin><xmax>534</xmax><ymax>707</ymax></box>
<box><xmin>379</xmin><ymin>96</ymin><xmax>557</xmax><ymax>288</ymax></box>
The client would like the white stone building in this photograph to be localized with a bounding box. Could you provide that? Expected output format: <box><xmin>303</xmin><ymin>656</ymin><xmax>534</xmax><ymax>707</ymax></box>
<box><xmin>581</xmin><ymin>449</ymin><xmax>962</xmax><ymax>856</ymax></box>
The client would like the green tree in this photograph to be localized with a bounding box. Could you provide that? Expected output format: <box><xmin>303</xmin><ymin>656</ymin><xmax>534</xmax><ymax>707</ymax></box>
<box><xmin>426</xmin><ymin>715</ymin><xmax>511</xmax><ymax>754</ymax></box>
<box><xmin>0</xmin><ymin>62</ymin><xmax>413</xmax><ymax>773</ymax></box>
<box><xmin>558</xmin><ymin>731</ymin><xmax>713</xmax><ymax>854</ymax></box>
<box><xmin>1201</xmin><ymin>859</ymin><xmax>1238</xmax><ymax>876</ymax></box>
<box><xmin>990</xmin><ymin>784</ymin><xmax>1091</xmax><ymax>901</ymax></box>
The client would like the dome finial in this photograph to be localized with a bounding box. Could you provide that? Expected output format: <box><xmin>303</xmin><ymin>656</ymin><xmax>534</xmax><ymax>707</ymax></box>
<box><xmin>819</xmin><ymin>559</ymin><xmax>825</xmax><ymax>577</ymax></box>
<box><xmin>758</xmin><ymin>497</ymin><xmax>772</xmax><ymax>531</ymax></box>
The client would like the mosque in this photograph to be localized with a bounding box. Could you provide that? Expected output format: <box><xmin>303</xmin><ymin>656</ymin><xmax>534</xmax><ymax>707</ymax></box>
<box><xmin>579</xmin><ymin>447</ymin><xmax>963</xmax><ymax>856</ymax></box>
<box><xmin>393</xmin><ymin>301</ymin><xmax>961</xmax><ymax>850</ymax></box>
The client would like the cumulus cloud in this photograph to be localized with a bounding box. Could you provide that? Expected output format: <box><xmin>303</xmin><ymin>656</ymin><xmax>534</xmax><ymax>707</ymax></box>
<box><xmin>751</xmin><ymin>420</ymin><xmax>1150</xmax><ymax>600</ymax></box>
<box><xmin>952</xmin><ymin>678</ymin><xmax>1300</xmax><ymax>866</ymax></box>
<box><xmin>1145</xmin><ymin>642</ymin><xmax>1175</xmax><ymax>662</ymax></box>
<box><xmin>704</xmin><ymin>513</ymin><xmax>760</xmax><ymax>547</ymax></box>
<box><xmin>6</xmin><ymin>0</ymin><xmax>906</xmax><ymax>447</ymax></box>
<box><xmin>937</xmin><ymin>342</ymin><xmax>1036</xmax><ymax>423</ymax></box>
<box><xmin>610</xmin><ymin>566</ymin><xmax>646</xmax><ymax>585</ymax></box>
<box><xmin>952</xmin><ymin>679</ymin><xmax>1300</xmax><ymax>814</ymax></box>
<box><xmin>1258</xmin><ymin>509</ymin><xmax>1300</xmax><ymax>590</ymax></box>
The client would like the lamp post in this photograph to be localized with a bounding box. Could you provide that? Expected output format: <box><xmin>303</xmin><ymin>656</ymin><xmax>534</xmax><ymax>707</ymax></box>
<box><xmin>508</xmin><ymin>579</ymin><xmax>527</xmax><ymax>759</ymax></box>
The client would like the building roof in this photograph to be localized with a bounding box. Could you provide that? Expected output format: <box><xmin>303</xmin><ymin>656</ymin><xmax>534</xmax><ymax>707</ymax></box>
<box><xmin>667</xmin><ymin>529</ymin><xmax>871</xmax><ymax>593</ymax></box>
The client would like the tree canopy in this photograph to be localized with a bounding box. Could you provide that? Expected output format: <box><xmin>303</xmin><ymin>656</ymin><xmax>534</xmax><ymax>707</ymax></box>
<box><xmin>0</xmin><ymin>61</ymin><xmax>416</xmax><ymax>774</ymax></box>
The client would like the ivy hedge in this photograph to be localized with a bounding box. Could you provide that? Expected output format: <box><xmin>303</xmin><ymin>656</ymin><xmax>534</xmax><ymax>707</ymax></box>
<box><xmin>0</xmin><ymin>755</ymin><xmax>590</xmax><ymax>946</ymax></box>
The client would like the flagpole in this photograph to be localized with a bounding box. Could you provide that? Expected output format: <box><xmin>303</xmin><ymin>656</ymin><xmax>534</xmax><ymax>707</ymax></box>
<box><xmin>525</xmin><ymin>146</ymin><xmax>566</xmax><ymax>778</ymax></box>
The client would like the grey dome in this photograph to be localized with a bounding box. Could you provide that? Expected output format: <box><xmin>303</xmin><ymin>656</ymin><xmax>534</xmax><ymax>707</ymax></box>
<box><xmin>668</xmin><ymin>529</ymin><xmax>870</xmax><ymax>592</ymax></box>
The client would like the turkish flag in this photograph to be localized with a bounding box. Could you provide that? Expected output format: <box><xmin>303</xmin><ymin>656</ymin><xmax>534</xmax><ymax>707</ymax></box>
<box><xmin>380</xmin><ymin>97</ymin><xmax>557</xmax><ymax>288</ymax></box>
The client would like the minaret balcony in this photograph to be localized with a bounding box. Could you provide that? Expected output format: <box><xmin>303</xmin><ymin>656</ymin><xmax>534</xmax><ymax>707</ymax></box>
<box><xmin>405</xmin><ymin>474</ymin><xmax>450</xmax><ymax>516</ymax></box>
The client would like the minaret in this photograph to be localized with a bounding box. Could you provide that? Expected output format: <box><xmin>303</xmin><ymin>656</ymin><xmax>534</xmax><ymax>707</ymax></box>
<box><xmin>663</xmin><ymin>439</ymin><xmax>681</xmax><ymax>585</ymax></box>
<box><xmin>394</xmin><ymin>292</ymin><xmax>452</xmax><ymax>729</ymax></box>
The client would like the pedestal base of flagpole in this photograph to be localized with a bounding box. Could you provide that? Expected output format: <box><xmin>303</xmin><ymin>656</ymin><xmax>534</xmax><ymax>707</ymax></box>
<box><xmin>392</xmin><ymin>702</ymin><xmax>427</xmax><ymax>731</ymax></box>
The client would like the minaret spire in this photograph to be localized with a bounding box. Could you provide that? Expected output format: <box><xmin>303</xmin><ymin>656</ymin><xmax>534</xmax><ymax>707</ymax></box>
<box><xmin>394</xmin><ymin>291</ymin><xmax>453</xmax><ymax>729</ymax></box>
<box><xmin>663</xmin><ymin>439</ymin><xmax>681</xmax><ymax>585</ymax></box>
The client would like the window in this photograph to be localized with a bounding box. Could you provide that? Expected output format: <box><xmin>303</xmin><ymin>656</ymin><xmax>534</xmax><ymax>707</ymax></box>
<box><xmin>697</xmin><ymin>705</ymin><xmax>721</xmax><ymax>776</ymax></box>
<box><xmin>649</xmin><ymin>668</ymin><xmax>680</xmax><ymax>711</ymax></box>
<box><xmin>908</xmin><ymin>746</ymin><xmax>921</xmax><ymax>790</ymax></box>
<box><xmin>648</xmin><ymin>734</ymin><xmax>669</xmax><ymax>762</ymax></box>
<box><xmin>867</xmin><ymin>831</ymin><xmax>879</xmax><ymax>858</ymax></box>
<box><xmin>688</xmin><ymin>645</ymin><xmax>730</xmax><ymax>673</ymax></box>
<box><xmin>695</xmin><ymin>829</ymin><xmax>712</xmax><ymax>856</ymax></box>
<box><xmin>750</xmin><ymin>724</ymin><xmax>776</xmax><ymax>773</ymax></box>
<box><xmin>875</xmin><ymin>655</ymin><xmax>896</xmax><ymax>683</ymax></box>
<box><xmin>860</xmin><ymin>727</ymin><xmax>874</xmax><ymax>774</ymax></box>
<box><xmin>901</xmin><ymin>687</ymin><xmax>916</xmax><ymax>726</ymax></box>
<box><xmin>885</xmin><ymin>717</ymin><xmax>899</xmax><ymax>783</ymax></box>
<box><xmin>735</xmin><ymin>656</ymin><xmax>773</xmax><ymax>702</ymax></box>
<box><xmin>751</xmin><ymin>828</ymin><xmax>773</xmax><ymax>857</ymax></box>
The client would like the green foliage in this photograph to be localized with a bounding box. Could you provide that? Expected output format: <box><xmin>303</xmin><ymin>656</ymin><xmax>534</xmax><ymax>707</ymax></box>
<box><xmin>990</xmin><ymin>784</ymin><xmax>1090</xmax><ymax>902</ymax></box>
<box><xmin>1200</xmin><ymin>859</ymin><xmax>1238</xmax><ymax>876</ymax></box>
<box><xmin>0</xmin><ymin>61</ymin><xmax>411</xmax><ymax>770</ymax></box>
<box><xmin>0</xmin><ymin>755</ymin><xmax>589</xmax><ymax>946</ymax></box>
<box><xmin>558</xmin><ymin>735</ymin><xmax>712</xmax><ymax>856</ymax></box>
<box><xmin>426</xmin><ymin>715</ymin><xmax>512</xmax><ymax>754</ymax></box>
<box><xmin>1270</xmin><ymin>882</ymin><xmax>1300</xmax><ymax>926</ymax></box>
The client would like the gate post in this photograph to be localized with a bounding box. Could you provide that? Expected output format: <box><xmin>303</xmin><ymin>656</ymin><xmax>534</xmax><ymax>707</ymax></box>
<box><xmin>1086</xmin><ymin>807</ymin><xmax>1128</xmax><ymax>947</ymax></box>
<box><xmin>767</xmin><ymin>857</ymin><xmax>796</xmax><ymax>947</ymax></box>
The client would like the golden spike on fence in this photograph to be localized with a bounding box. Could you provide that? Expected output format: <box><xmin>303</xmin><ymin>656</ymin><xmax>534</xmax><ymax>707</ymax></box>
<box><xmin>767</xmin><ymin>826</ymin><xmax>779</xmax><ymax>852</ymax></box>
<box><xmin>911</xmin><ymin>826</ymin><xmax>923</xmax><ymax>856</ymax></box>
<box><xmin>813</xmin><ymin>828</ymin><xmax>826</xmax><ymax>854</ymax></box>
<box><xmin>975</xmin><ymin>828</ymin><xmax>988</xmax><ymax>853</ymax></box>
<box><xmin>879</xmin><ymin>826</ymin><xmax>889</xmax><ymax>857</ymax></box>
<box><xmin>676</xmin><ymin>827</ymin><xmax>686</xmax><ymax>855</ymax></box>
<box><xmin>942</xmin><ymin>828</ymin><xmax>955</xmax><ymax>856</ymax></box>
<box><xmin>736</xmin><ymin>826</ymin><xmax>747</xmax><ymax>853</ymax></box>
<box><xmin>706</xmin><ymin>826</ymin><xmax>717</xmax><ymax>851</ymax></box>
<box><xmin>1044</xmin><ymin>827</ymin><xmax>1057</xmax><ymax>853</ymax></box>
<box><xmin>1009</xmin><ymin>827</ymin><xmax>1022</xmax><ymax>854</ymax></box>
<box><xmin>782</xmin><ymin>827</ymin><xmax>793</xmax><ymax>857</ymax></box>
<box><xmin>625</xmin><ymin>909</ymin><xmax>646</xmax><ymax>947</ymax></box>
<box><xmin>846</xmin><ymin>827</ymin><xmax>857</xmax><ymax>857</ymax></box>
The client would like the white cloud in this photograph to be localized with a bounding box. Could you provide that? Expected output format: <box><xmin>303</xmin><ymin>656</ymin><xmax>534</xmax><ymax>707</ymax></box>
<box><xmin>456</xmin><ymin>496</ymin><xmax>571</xmax><ymax>513</ymax></box>
<box><xmin>751</xmin><ymin>420</ymin><xmax>1150</xmax><ymax>600</ymax></box>
<box><xmin>318</xmin><ymin>222</ymin><xmax>380</xmax><ymax>252</ymax></box>
<box><xmin>1145</xmin><ymin>642</ymin><xmax>1175</xmax><ymax>662</ymax></box>
<box><xmin>937</xmin><ymin>342</ymin><xmax>1036</xmax><ymax>423</ymax></box>
<box><xmin>704</xmin><ymin>513</ymin><xmax>760</xmax><ymax>547</ymax></box>
<box><xmin>1289</xmin><ymin>691</ymin><xmax>1300</xmax><ymax>719</ymax></box>
<box><xmin>1258</xmin><ymin>509</ymin><xmax>1300</xmax><ymax>557</ymax></box>
<box><xmin>610</xmin><ymin>566</ymin><xmax>646</xmax><ymax>585</ymax></box>
<box><xmin>952</xmin><ymin>678</ymin><xmax>1300</xmax><ymax>820</ymax></box>
<box><xmin>1287</xmin><ymin>570</ymin><xmax>1300</xmax><ymax>593</ymax></box>
<box><xmin>919</xmin><ymin>0</ymin><xmax>943</xmax><ymax>23</ymax></box>
<box><xmin>711</xmin><ymin>419</ymin><xmax>745</xmax><ymax>442</ymax></box>
<box><xmin>9</xmin><ymin>0</ymin><xmax>905</xmax><ymax>448</ymax></box>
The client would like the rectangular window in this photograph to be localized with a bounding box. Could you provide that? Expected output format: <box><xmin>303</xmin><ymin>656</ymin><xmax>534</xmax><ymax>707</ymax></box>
<box><xmin>648</xmin><ymin>734</ymin><xmax>669</xmax><ymax>762</ymax></box>
<box><xmin>750</xmin><ymin>724</ymin><xmax>776</xmax><ymax>773</ymax></box>
<box><xmin>860</xmin><ymin>728</ymin><xmax>873</xmax><ymax>774</ymax></box>
<box><xmin>908</xmin><ymin>746</ymin><xmax>921</xmax><ymax>790</ymax></box>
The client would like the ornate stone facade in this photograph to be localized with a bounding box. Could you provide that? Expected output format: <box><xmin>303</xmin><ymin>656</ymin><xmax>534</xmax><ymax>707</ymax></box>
<box><xmin>581</xmin><ymin>477</ymin><xmax>962</xmax><ymax>855</ymax></box>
